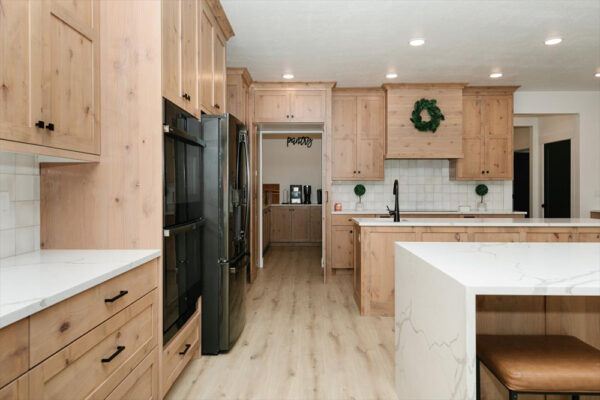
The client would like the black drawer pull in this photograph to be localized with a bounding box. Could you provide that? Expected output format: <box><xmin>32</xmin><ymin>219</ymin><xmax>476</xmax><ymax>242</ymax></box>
<box><xmin>45</xmin><ymin>123</ymin><xmax>54</xmax><ymax>131</ymax></box>
<box><xmin>35</xmin><ymin>120</ymin><xmax>45</xmax><ymax>128</ymax></box>
<box><xmin>104</xmin><ymin>290</ymin><xmax>128</xmax><ymax>303</ymax></box>
<box><xmin>179</xmin><ymin>343</ymin><xmax>191</xmax><ymax>356</ymax></box>
<box><xmin>101</xmin><ymin>346</ymin><xmax>125</xmax><ymax>363</ymax></box>
<box><xmin>214</xmin><ymin>104</ymin><xmax>220</xmax><ymax>109</ymax></box>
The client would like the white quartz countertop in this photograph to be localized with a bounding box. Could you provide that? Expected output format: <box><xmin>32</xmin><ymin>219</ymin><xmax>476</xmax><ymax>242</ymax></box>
<box><xmin>0</xmin><ymin>249</ymin><xmax>161</xmax><ymax>329</ymax></box>
<box><xmin>354</xmin><ymin>217</ymin><xmax>600</xmax><ymax>227</ymax></box>
<box><xmin>395</xmin><ymin>242</ymin><xmax>600</xmax><ymax>295</ymax></box>
<box><xmin>333</xmin><ymin>209</ymin><xmax>526</xmax><ymax>215</ymax></box>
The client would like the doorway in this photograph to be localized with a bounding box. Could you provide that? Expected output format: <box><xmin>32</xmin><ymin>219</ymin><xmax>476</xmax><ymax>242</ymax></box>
<box><xmin>543</xmin><ymin>139</ymin><xmax>571</xmax><ymax>218</ymax></box>
<box><xmin>513</xmin><ymin>151</ymin><xmax>530</xmax><ymax>217</ymax></box>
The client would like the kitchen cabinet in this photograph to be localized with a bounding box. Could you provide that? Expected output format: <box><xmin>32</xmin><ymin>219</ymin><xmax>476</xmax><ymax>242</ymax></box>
<box><xmin>269</xmin><ymin>206</ymin><xmax>321</xmax><ymax>243</ymax></box>
<box><xmin>384</xmin><ymin>83</ymin><xmax>465</xmax><ymax>159</ymax></box>
<box><xmin>270</xmin><ymin>206</ymin><xmax>292</xmax><ymax>242</ymax></box>
<box><xmin>253</xmin><ymin>88</ymin><xmax>326</xmax><ymax>123</ymax></box>
<box><xmin>162</xmin><ymin>311</ymin><xmax>200</xmax><ymax>396</ymax></box>
<box><xmin>332</xmin><ymin>225</ymin><xmax>354</xmax><ymax>270</ymax></box>
<box><xmin>262</xmin><ymin>207</ymin><xmax>271</xmax><ymax>252</ymax></box>
<box><xmin>291</xmin><ymin>207</ymin><xmax>311</xmax><ymax>242</ymax></box>
<box><xmin>332</xmin><ymin>89</ymin><xmax>385</xmax><ymax>180</ymax></box>
<box><xmin>162</xmin><ymin>0</ymin><xmax>199</xmax><ymax>114</ymax></box>
<box><xmin>227</xmin><ymin>68</ymin><xmax>253</xmax><ymax>126</ymax></box>
<box><xmin>0</xmin><ymin>0</ymin><xmax>100</xmax><ymax>156</ymax></box>
<box><xmin>450</xmin><ymin>86</ymin><xmax>519</xmax><ymax>180</ymax></box>
<box><xmin>0</xmin><ymin>318</ymin><xmax>28</xmax><ymax>389</ymax></box>
<box><xmin>310</xmin><ymin>206</ymin><xmax>322</xmax><ymax>242</ymax></box>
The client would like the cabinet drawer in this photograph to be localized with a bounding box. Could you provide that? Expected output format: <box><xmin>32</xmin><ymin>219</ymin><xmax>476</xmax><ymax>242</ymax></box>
<box><xmin>0</xmin><ymin>373</ymin><xmax>28</xmax><ymax>400</ymax></box>
<box><xmin>29</xmin><ymin>290</ymin><xmax>158</xmax><ymax>400</ymax></box>
<box><xmin>162</xmin><ymin>311</ymin><xmax>200</xmax><ymax>396</ymax></box>
<box><xmin>30</xmin><ymin>260</ymin><xmax>157</xmax><ymax>366</ymax></box>
<box><xmin>106</xmin><ymin>350</ymin><xmax>158</xmax><ymax>400</ymax></box>
<box><xmin>0</xmin><ymin>318</ymin><xmax>28</xmax><ymax>388</ymax></box>
<box><xmin>332</xmin><ymin>214</ymin><xmax>374</xmax><ymax>226</ymax></box>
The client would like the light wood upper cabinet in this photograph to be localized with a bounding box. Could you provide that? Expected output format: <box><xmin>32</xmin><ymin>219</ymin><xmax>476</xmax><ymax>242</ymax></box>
<box><xmin>213</xmin><ymin>30</ymin><xmax>226</xmax><ymax>112</ymax></box>
<box><xmin>227</xmin><ymin>67</ymin><xmax>253</xmax><ymax>126</ymax></box>
<box><xmin>199</xmin><ymin>5</ymin><xmax>214</xmax><ymax>113</ymax></box>
<box><xmin>451</xmin><ymin>87</ymin><xmax>518</xmax><ymax>181</ymax></box>
<box><xmin>0</xmin><ymin>0</ymin><xmax>100</xmax><ymax>155</ymax></box>
<box><xmin>253</xmin><ymin>89</ymin><xmax>326</xmax><ymax>123</ymax></box>
<box><xmin>162</xmin><ymin>0</ymin><xmax>198</xmax><ymax>114</ymax></box>
<box><xmin>332</xmin><ymin>89</ymin><xmax>385</xmax><ymax>180</ymax></box>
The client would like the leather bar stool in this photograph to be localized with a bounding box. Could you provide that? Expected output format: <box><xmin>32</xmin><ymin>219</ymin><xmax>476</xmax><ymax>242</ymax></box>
<box><xmin>476</xmin><ymin>335</ymin><xmax>600</xmax><ymax>400</ymax></box>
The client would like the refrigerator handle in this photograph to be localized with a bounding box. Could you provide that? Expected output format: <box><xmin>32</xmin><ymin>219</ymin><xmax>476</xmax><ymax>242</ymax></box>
<box><xmin>241</xmin><ymin>131</ymin><xmax>250</xmax><ymax>242</ymax></box>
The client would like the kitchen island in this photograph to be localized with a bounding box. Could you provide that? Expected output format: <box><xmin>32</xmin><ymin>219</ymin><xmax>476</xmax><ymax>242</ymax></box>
<box><xmin>353</xmin><ymin>218</ymin><xmax>600</xmax><ymax>316</ymax></box>
<box><xmin>394</xmin><ymin>242</ymin><xmax>600</xmax><ymax>400</ymax></box>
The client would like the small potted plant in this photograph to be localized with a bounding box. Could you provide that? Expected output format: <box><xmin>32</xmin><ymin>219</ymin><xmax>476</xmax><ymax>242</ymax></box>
<box><xmin>475</xmin><ymin>184</ymin><xmax>488</xmax><ymax>211</ymax></box>
<box><xmin>354</xmin><ymin>184</ymin><xmax>366</xmax><ymax>211</ymax></box>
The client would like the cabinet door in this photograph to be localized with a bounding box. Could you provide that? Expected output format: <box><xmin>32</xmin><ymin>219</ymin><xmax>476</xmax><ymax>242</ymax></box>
<box><xmin>199</xmin><ymin>4</ymin><xmax>214</xmax><ymax>112</ymax></box>
<box><xmin>270</xmin><ymin>207</ymin><xmax>291</xmax><ymax>242</ymax></box>
<box><xmin>213</xmin><ymin>30</ymin><xmax>226</xmax><ymax>112</ymax></box>
<box><xmin>356</xmin><ymin>96</ymin><xmax>384</xmax><ymax>180</ymax></box>
<box><xmin>0</xmin><ymin>0</ymin><xmax>42</xmax><ymax>145</ymax></box>
<box><xmin>483</xmin><ymin>95</ymin><xmax>513</xmax><ymax>179</ymax></box>
<box><xmin>290</xmin><ymin>90</ymin><xmax>325</xmax><ymax>122</ymax></box>
<box><xmin>254</xmin><ymin>90</ymin><xmax>290</xmax><ymax>122</ymax></box>
<box><xmin>332</xmin><ymin>225</ymin><xmax>354</xmax><ymax>269</ymax></box>
<box><xmin>262</xmin><ymin>210</ymin><xmax>268</xmax><ymax>251</ymax></box>
<box><xmin>291</xmin><ymin>207</ymin><xmax>310</xmax><ymax>242</ymax></box>
<box><xmin>181</xmin><ymin>0</ymin><xmax>198</xmax><ymax>113</ymax></box>
<box><xmin>310</xmin><ymin>207</ymin><xmax>322</xmax><ymax>242</ymax></box>
<box><xmin>455</xmin><ymin>95</ymin><xmax>485</xmax><ymax>179</ymax></box>
<box><xmin>0</xmin><ymin>373</ymin><xmax>28</xmax><ymax>400</ymax></box>
<box><xmin>41</xmin><ymin>0</ymin><xmax>100</xmax><ymax>154</ymax></box>
<box><xmin>332</xmin><ymin>96</ymin><xmax>357</xmax><ymax>179</ymax></box>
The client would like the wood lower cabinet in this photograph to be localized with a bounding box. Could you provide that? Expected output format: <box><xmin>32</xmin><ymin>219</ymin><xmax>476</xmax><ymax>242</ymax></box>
<box><xmin>262</xmin><ymin>207</ymin><xmax>271</xmax><ymax>252</ymax></box>
<box><xmin>332</xmin><ymin>225</ymin><xmax>354</xmax><ymax>270</ymax></box>
<box><xmin>269</xmin><ymin>206</ymin><xmax>322</xmax><ymax>243</ymax></box>
<box><xmin>253</xmin><ymin>87</ymin><xmax>327</xmax><ymax>123</ymax></box>
<box><xmin>332</xmin><ymin>89</ymin><xmax>385</xmax><ymax>180</ymax></box>
<box><xmin>0</xmin><ymin>318</ymin><xmax>28</xmax><ymax>389</ymax></box>
<box><xmin>310</xmin><ymin>207</ymin><xmax>322</xmax><ymax>242</ymax></box>
<box><xmin>450</xmin><ymin>86</ymin><xmax>519</xmax><ymax>180</ymax></box>
<box><xmin>162</xmin><ymin>311</ymin><xmax>200</xmax><ymax>397</ymax></box>
<box><xmin>106</xmin><ymin>350</ymin><xmax>158</xmax><ymax>400</ymax></box>
<box><xmin>0</xmin><ymin>373</ymin><xmax>28</xmax><ymax>400</ymax></box>
<box><xmin>0</xmin><ymin>0</ymin><xmax>100</xmax><ymax>155</ymax></box>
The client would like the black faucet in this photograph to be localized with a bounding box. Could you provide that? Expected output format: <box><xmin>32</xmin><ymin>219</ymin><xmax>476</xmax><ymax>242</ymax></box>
<box><xmin>387</xmin><ymin>179</ymin><xmax>400</xmax><ymax>222</ymax></box>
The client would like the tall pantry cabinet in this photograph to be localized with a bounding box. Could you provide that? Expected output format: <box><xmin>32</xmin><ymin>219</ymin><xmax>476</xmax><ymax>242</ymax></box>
<box><xmin>161</xmin><ymin>0</ymin><xmax>233</xmax><ymax>117</ymax></box>
<box><xmin>0</xmin><ymin>0</ymin><xmax>100</xmax><ymax>157</ymax></box>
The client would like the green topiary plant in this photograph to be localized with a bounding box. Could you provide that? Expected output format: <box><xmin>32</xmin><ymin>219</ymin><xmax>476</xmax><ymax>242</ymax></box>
<box><xmin>475</xmin><ymin>184</ymin><xmax>488</xmax><ymax>204</ymax></box>
<box><xmin>354</xmin><ymin>184</ymin><xmax>366</xmax><ymax>204</ymax></box>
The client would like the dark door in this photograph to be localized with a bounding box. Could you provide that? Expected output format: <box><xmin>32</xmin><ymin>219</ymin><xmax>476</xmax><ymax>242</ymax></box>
<box><xmin>513</xmin><ymin>151</ymin><xmax>530</xmax><ymax>217</ymax></box>
<box><xmin>543</xmin><ymin>139</ymin><xmax>570</xmax><ymax>218</ymax></box>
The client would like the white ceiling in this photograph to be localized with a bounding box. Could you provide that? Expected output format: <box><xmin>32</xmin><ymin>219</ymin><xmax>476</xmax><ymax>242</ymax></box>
<box><xmin>221</xmin><ymin>0</ymin><xmax>600</xmax><ymax>91</ymax></box>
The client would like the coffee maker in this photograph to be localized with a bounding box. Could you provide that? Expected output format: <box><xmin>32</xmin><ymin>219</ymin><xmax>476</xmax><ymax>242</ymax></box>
<box><xmin>290</xmin><ymin>185</ymin><xmax>302</xmax><ymax>204</ymax></box>
<box><xmin>303</xmin><ymin>185</ymin><xmax>311</xmax><ymax>204</ymax></box>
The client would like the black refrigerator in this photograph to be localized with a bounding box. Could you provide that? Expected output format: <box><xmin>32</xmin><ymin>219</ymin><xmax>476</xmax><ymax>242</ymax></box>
<box><xmin>201</xmin><ymin>114</ymin><xmax>249</xmax><ymax>354</ymax></box>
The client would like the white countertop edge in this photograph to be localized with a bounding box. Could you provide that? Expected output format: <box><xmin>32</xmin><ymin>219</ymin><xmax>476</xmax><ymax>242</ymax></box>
<box><xmin>0</xmin><ymin>249</ymin><xmax>161</xmax><ymax>329</ymax></box>
<box><xmin>332</xmin><ymin>210</ymin><xmax>527</xmax><ymax>215</ymax></box>
<box><xmin>353</xmin><ymin>217</ymin><xmax>600</xmax><ymax>227</ymax></box>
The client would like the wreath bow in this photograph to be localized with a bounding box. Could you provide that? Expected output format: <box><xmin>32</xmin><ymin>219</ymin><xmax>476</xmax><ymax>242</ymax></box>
<box><xmin>410</xmin><ymin>98</ymin><xmax>445</xmax><ymax>133</ymax></box>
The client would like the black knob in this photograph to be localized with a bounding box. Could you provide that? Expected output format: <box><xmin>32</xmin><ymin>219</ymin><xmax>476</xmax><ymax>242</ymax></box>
<box><xmin>358</xmin><ymin>171</ymin><xmax>361</xmax><ymax>174</ymax></box>
<box><xmin>486</xmin><ymin>170</ymin><xmax>490</xmax><ymax>174</ymax></box>
<box><xmin>35</xmin><ymin>120</ymin><xmax>45</xmax><ymax>128</ymax></box>
<box><xmin>481</xmin><ymin>170</ymin><xmax>485</xmax><ymax>174</ymax></box>
<box><xmin>353</xmin><ymin>170</ymin><xmax>356</xmax><ymax>174</ymax></box>
<box><xmin>214</xmin><ymin>104</ymin><xmax>220</xmax><ymax>109</ymax></box>
<box><xmin>291</xmin><ymin>115</ymin><xmax>294</xmax><ymax>118</ymax></box>
<box><xmin>45</xmin><ymin>123</ymin><xmax>54</xmax><ymax>131</ymax></box>
<box><xmin>349</xmin><ymin>230</ymin><xmax>353</xmax><ymax>233</ymax></box>
<box><xmin>286</xmin><ymin>115</ymin><xmax>289</xmax><ymax>118</ymax></box>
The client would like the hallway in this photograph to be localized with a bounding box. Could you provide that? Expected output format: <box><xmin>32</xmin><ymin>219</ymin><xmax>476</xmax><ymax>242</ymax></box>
<box><xmin>166</xmin><ymin>246</ymin><xmax>396</xmax><ymax>400</ymax></box>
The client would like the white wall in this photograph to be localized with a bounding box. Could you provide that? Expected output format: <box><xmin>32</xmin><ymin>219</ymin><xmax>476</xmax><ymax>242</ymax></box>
<box><xmin>514</xmin><ymin>127</ymin><xmax>531</xmax><ymax>151</ymax></box>
<box><xmin>262</xmin><ymin>137</ymin><xmax>322</xmax><ymax>203</ymax></box>
<box><xmin>0</xmin><ymin>151</ymin><xmax>41</xmax><ymax>259</ymax></box>
<box><xmin>514</xmin><ymin>91</ymin><xmax>600</xmax><ymax>217</ymax></box>
<box><xmin>332</xmin><ymin>160</ymin><xmax>511</xmax><ymax>212</ymax></box>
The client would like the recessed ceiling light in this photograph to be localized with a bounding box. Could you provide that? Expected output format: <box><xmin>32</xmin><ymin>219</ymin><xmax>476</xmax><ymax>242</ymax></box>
<box><xmin>595</xmin><ymin>72</ymin><xmax>600</xmax><ymax>78</ymax></box>
<box><xmin>282</xmin><ymin>73</ymin><xmax>294</xmax><ymax>80</ymax></box>
<box><xmin>490</xmin><ymin>72</ymin><xmax>503</xmax><ymax>79</ymax></box>
<box><xmin>409</xmin><ymin>38</ymin><xmax>425</xmax><ymax>47</ymax></box>
<box><xmin>545</xmin><ymin>37</ymin><xmax>562</xmax><ymax>46</ymax></box>
<box><xmin>386</xmin><ymin>73</ymin><xmax>398</xmax><ymax>79</ymax></box>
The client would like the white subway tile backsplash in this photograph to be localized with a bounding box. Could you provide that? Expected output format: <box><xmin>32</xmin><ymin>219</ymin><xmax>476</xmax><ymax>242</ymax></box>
<box><xmin>0</xmin><ymin>151</ymin><xmax>41</xmax><ymax>259</ymax></box>
<box><xmin>332</xmin><ymin>159</ymin><xmax>511</xmax><ymax>212</ymax></box>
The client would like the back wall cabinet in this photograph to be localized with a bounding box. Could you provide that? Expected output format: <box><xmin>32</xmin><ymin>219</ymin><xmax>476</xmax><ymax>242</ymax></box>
<box><xmin>384</xmin><ymin>83</ymin><xmax>466</xmax><ymax>159</ymax></box>
<box><xmin>227</xmin><ymin>67</ymin><xmax>253</xmax><ymax>127</ymax></box>
<box><xmin>450</xmin><ymin>86</ymin><xmax>519</xmax><ymax>180</ymax></box>
<box><xmin>332</xmin><ymin>88</ymin><xmax>385</xmax><ymax>180</ymax></box>
<box><xmin>253</xmin><ymin>85</ymin><xmax>327</xmax><ymax>123</ymax></box>
<box><xmin>0</xmin><ymin>0</ymin><xmax>101</xmax><ymax>157</ymax></box>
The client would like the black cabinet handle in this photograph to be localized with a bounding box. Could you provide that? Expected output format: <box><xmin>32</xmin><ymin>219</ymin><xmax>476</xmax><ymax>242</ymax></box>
<box><xmin>101</xmin><ymin>346</ymin><xmax>125</xmax><ymax>363</ymax></box>
<box><xmin>45</xmin><ymin>123</ymin><xmax>54</xmax><ymax>131</ymax></box>
<box><xmin>286</xmin><ymin>115</ymin><xmax>289</xmax><ymax>118</ymax></box>
<box><xmin>35</xmin><ymin>120</ymin><xmax>45</xmax><ymax>128</ymax></box>
<box><xmin>179</xmin><ymin>343</ymin><xmax>191</xmax><ymax>356</ymax></box>
<box><xmin>358</xmin><ymin>171</ymin><xmax>361</xmax><ymax>174</ymax></box>
<box><xmin>291</xmin><ymin>115</ymin><xmax>294</xmax><ymax>118</ymax></box>
<box><xmin>349</xmin><ymin>230</ymin><xmax>353</xmax><ymax>233</ymax></box>
<box><xmin>486</xmin><ymin>170</ymin><xmax>490</xmax><ymax>174</ymax></box>
<box><xmin>353</xmin><ymin>170</ymin><xmax>356</xmax><ymax>174</ymax></box>
<box><xmin>214</xmin><ymin>104</ymin><xmax>220</xmax><ymax>109</ymax></box>
<box><xmin>104</xmin><ymin>290</ymin><xmax>128</xmax><ymax>303</ymax></box>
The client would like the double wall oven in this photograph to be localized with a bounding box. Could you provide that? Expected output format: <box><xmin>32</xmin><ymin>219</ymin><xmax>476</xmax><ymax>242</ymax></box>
<box><xmin>163</xmin><ymin>99</ymin><xmax>205</xmax><ymax>344</ymax></box>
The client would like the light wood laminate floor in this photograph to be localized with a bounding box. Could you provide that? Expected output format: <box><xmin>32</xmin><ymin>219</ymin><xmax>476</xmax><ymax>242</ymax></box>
<box><xmin>166</xmin><ymin>246</ymin><xmax>396</xmax><ymax>400</ymax></box>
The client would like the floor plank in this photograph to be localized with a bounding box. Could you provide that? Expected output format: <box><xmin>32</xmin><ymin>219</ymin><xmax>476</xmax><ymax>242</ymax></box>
<box><xmin>166</xmin><ymin>246</ymin><xmax>396</xmax><ymax>400</ymax></box>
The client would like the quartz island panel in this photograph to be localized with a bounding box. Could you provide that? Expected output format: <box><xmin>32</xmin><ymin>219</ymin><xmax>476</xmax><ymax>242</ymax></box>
<box><xmin>394</xmin><ymin>242</ymin><xmax>600</xmax><ymax>400</ymax></box>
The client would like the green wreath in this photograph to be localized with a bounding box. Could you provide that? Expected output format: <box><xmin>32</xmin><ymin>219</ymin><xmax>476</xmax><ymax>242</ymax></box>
<box><xmin>410</xmin><ymin>98</ymin><xmax>445</xmax><ymax>133</ymax></box>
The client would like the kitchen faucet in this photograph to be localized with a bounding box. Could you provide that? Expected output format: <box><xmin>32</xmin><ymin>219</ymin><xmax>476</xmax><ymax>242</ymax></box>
<box><xmin>386</xmin><ymin>179</ymin><xmax>400</xmax><ymax>222</ymax></box>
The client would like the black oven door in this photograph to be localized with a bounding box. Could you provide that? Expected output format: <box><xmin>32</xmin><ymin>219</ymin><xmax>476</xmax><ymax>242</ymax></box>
<box><xmin>163</xmin><ymin>219</ymin><xmax>203</xmax><ymax>344</ymax></box>
<box><xmin>164</xmin><ymin>132</ymin><xmax>203</xmax><ymax>227</ymax></box>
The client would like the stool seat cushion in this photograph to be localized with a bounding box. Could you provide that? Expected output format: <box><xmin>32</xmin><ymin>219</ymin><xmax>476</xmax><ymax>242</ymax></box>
<box><xmin>477</xmin><ymin>335</ymin><xmax>600</xmax><ymax>393</ymax></box>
